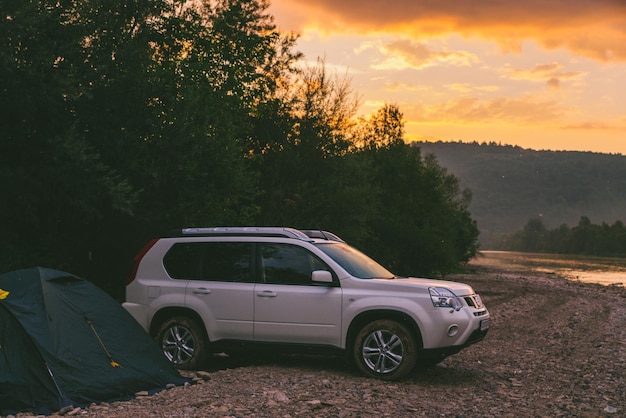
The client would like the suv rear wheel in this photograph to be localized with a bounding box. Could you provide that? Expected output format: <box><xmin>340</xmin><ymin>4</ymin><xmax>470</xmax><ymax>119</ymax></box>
<box><xmin>156</xmin><ymin>316</ymin><xmax>208</xmax><ymax>370</ymax></box>
<box><xmin>353</xmin><ymin>319</ymin><xmax>417</xmax><ymax>380</ymax></box>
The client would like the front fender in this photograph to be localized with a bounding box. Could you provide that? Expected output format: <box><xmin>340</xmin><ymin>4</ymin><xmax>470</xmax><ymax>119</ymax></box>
<box><xmin>341</xmin><ymin>295</ymin><xmax>428</xmax><ymax>348</ymax></box>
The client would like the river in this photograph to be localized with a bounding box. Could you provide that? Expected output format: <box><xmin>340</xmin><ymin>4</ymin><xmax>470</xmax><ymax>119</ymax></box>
<box><xmin>469</xmin><ymin>251</ymin><xmax>626</xmax><ymax>287</ymax></box>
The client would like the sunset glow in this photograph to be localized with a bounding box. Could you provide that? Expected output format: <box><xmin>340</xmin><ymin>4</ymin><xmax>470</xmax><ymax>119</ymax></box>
<box><xmin>269</xmin><ymin>0</ymin><xmax>626</xmax><ymax>154</ymax></box>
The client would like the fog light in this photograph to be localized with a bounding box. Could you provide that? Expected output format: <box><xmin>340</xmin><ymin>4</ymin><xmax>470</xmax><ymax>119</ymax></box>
<box><xmin>447</xmin><ymin>324</ymin><xmax>459</xmax><ymax>336</ymax></box>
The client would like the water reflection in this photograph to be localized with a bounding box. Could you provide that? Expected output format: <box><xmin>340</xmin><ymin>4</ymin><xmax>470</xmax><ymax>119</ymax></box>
<box><xmin>470</xmin><ymin>251</ymin><xmax>626</xmax><ymax>287</ymax></box>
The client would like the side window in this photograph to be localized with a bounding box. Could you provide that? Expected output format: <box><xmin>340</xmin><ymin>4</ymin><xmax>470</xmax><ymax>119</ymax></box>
<box><xmin>201</xmin><ymin>242</ymin><xmax>252</xmax><ymax>282</ymax></box>
<box><xmin>163</xmin><ymin>242</ymin><xmax>252</xmax><ymax>282</ymax></box>
<box><xmin>260</xmin><ymin>243</ymin><xmax>328</xmax><ymax>285</ymax></box>
<box><xmin>163</xmin><ymin>243</ymin><xmax>203</xmax><ymax>279</ymax></box>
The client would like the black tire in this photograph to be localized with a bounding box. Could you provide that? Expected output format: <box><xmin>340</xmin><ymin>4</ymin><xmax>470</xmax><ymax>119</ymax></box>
<box><xmin>352</xmin><ymin>319</ymin><xmax>418</xmax><ymax>380</ymax></box>
<box><xmin>156</xmin><ymin>316</ymin><xmax>208</xmax><ymax>370</ymax></box>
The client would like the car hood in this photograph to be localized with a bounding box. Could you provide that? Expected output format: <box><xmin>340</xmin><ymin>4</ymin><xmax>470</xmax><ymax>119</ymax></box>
<box><xmin>368</xmin><ymin>276</ymin><xmax>475</xmax><ymax>296</ymax></box>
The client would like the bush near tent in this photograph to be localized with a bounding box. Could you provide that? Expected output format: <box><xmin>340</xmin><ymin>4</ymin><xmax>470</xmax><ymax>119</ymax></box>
<box><xmin>0</xmin><ymin>267</ymin><xmax>189</xmax><ymax>415</ymax></box>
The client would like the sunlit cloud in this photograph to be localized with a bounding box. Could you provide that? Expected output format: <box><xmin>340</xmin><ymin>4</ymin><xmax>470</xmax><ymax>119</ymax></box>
<box><xmin>354</xmin><ymin>38</ymin><xmax>479</xmax><ymax>70</ymax></box>
<box><xmin>354</xmin><ymin>41</ymin><xmax>377</xmax><ymax>55</ymax></box>
<box><xmin>362</xmin><ymin>99</ymin><xmax>388</xmax><ymax>109</ymax></box>
<box><xmin>296</xmin><ymin>58</ymin><xmax>355</xmax><ymax>76</ymax></box>
<box><xmin>404</xmin><ymin>96</ymin><xmax>566</xmax><ymax>125</ymax></box>
<box><xmin>274</xmin><ymin>0</ymin><xmax>626</xmax><ymax>62</ymax></box>
<box><xmin>270</xmin><ymin>0</ymin><xmax>626</xmax><ymax>154</ymax></box>
<box><xmin>560</xmin><ymin>121</ymin><xmax>625</xmax><ymax>131</ymax></box>
<box><xmin>444</xmin><ymin>83</ymin><xmax>500</xmax><ymax>94</ymax></box>
<box><xmin>382</xmin><ymin>82</ymin><xmax>420</xmax><ymax>92</ymax></box>
<box><xmin>504</xmin><ymin>63</ymin><xmax>585</xmax><ymax>89</ymax></box>
<box><xmin>370</xmin><ymin>39</ymin><xmax>479</xmax><ymax>70</ymax></box>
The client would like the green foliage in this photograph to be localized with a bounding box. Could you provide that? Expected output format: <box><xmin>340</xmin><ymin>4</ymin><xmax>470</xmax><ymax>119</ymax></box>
<box><xmin>253</xmin><ymin>59</ymin><xmax>359</xmax><ymax>227</ymax></box>
<box><xmin>357</xmin><ymin>103</ymin><xmax>405</xmax><ymax>150</ymax></box>
<box><xmin>497</xmin><ymin>217</ymin><xmax>626</xmax><ymax>257</ymax></box>
<box><xmin>0</xmin><ymin>0</ymin><xmax>140</xmax><ymax>274</ymax></box>
<box><xmin>1</xmin><ymin>0</ymin><xmax>480</xmax><ymax>296</ymax></box>
<box><xmin>354</xmin><ymin>138</ymin><xmax>478</xmax><ymax>276</ymax></box>
<box><xmin>319</xmin><ymin>105</ymin><xmax>479</xmax><ymax>276</ymax></box>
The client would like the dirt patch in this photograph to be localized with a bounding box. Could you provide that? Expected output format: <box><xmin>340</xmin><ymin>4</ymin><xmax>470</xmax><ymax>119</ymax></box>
<box><xmin>34</xmin><ymin>264</ymin><xmax>626</xmax><ymax>417</ymax></box>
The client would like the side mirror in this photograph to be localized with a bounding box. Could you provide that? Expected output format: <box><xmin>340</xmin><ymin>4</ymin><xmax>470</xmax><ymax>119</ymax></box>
<box><xmin>312</xmin><ymin>270</ymin><xmax>333</xmax><ymax>283</ymax></box>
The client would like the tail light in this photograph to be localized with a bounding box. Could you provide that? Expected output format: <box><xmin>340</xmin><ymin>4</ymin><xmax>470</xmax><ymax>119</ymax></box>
<box><xmin>126</xmin><ymin>239</ymin><xmax>159</xmax><ymax>285</ymax></box>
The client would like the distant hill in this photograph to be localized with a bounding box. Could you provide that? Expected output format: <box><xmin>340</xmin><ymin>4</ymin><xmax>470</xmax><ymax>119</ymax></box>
<box><xmin>414</xmin><ymin>141</ymin><xmax>626</xmax><ymax>248</ymax></box>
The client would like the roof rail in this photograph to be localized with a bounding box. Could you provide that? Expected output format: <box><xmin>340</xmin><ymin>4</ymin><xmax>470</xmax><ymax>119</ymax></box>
<box><xmin>301</xmin><ymin>230</ymin><xmax>345</xmax><ymax>242</ymax></box>
<box><xmin>164</xmin><ymin>227</ymin><xmax>313</xmax><ymax>241</ymax></box>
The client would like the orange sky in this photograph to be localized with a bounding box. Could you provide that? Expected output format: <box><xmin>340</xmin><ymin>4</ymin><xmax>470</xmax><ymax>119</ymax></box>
<box><xmin>269</xmin><ymin>0</ymin><xmax>626</xmax><ymax>154</ymax></box>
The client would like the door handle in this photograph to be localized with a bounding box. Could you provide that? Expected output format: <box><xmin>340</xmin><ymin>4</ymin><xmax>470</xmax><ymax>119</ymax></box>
<box><xmin>256</xmin><ymin>290</ymin><xmax>277</xmax><ymax>298</ymax></box>
<box><xmin>192</xmin><ymin>288</ymin><xmax>211</xmax><ymax>295</ymax></box>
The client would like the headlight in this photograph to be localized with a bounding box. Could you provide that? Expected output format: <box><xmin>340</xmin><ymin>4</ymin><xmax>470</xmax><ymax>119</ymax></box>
<box><xmin>429</xmin><ymin>287</ymin><xmax>462</xmax><ymax>311</ymax></box>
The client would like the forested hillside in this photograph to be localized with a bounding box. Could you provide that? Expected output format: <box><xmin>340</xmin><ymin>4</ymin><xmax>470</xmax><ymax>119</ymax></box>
<box><xmin>415</xmin><ymin>141</ymin><xmax>626</xmax><ymax>248</ymax></box>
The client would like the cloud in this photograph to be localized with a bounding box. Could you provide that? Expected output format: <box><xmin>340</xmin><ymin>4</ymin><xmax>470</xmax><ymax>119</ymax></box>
<box><xmin>547</xmin><ymin>78</ymin><xmax>560</xmax><ymax>89</ymax></box>
<box><xmin>370</xmin><ymin>39</ymin><xmax>479</xmax><ymax>70</ymax></box>
<box><xmin>503</xmin><ymin>62</ymin><xmax>585</xmax><ymax>89</ymax></box>
<box><xmin>444</xmin><ymin>83</ymin><xmax>500</xmax><ymax>94</ymax></box>
<box><xmin>274</xmin><ymin>0</ymin><xmax>626</xmax><ymax>61</ymax></box>
<box><xmin>560</xmin><ymin>121</ymin><xmax>625</xmax><ymax>131</ymax></box>
<box><xmin>382</xmin><ymin>81</ymin><xmax>422</xmax><ymax>92</ymax></box>
<box><xmin>403</xmin><ymin>96</ymin><xmax>566</xmax><ymax>125</ymax></box>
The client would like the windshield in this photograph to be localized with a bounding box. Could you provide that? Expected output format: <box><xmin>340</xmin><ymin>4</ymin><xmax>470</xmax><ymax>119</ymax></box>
<box><xmin>314</xmin><ymin>242</ymin><xmax>394</xmax><ymax>279</ymax></box>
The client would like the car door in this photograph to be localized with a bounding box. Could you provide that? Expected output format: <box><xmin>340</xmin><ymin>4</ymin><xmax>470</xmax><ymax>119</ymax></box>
<box><xmin>173</xmin><ymin>241</ymin><xmax>255</xmax><ymax>341</ymax></box>
<box><xmin>253</xmin><ymin>242</ymin><xmax>342</xmax><ymax>346</ymax></box>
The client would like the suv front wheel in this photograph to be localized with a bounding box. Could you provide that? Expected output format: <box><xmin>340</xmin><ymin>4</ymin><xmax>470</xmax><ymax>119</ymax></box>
<box><xmin>353</xmin><ymin>319</ymin><xmax>418</xmax><ymax>380</ymax></box>
<box><xmin>156</xmin><ymin>316</ymin><xmax>208</xmax><ymax>370</ymax></box>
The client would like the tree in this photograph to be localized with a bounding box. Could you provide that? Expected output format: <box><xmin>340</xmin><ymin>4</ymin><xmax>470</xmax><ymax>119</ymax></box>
<box><xmin>496</xmin><ymin>215</ymin><xmax>626</xmax><ymax>257</ymax></box>
<box><xmin>356</xmin><ymin>103</ymin><xmax>404</xmax><ymax>150</ymax></box>
<box><xmin>352</xmin><ymin>106</ymin><xmax>479</xmax><ymax>275</ymax></box>
<box><xmin>113</xmin><ymin>0</ymin><xmax>295</xmax><ymax>229</ymax></box>
<box><xmin>0</xmin><ymin>0</ymin><xmax>482</xmax><ymax>290</ymax></box>
<box><xmin>0</xmin><ymin>0</ymin><xmax>141</xmax><ymax>276</ymax></box>
<box><xmin>254</xmin><ymin>58</ymin><xmax>362</xmax><ymax>227</ymax></box>
<box><xmin>521</xmin><ymin>218</ymin><xmax>548</xmax><ymax>251</ymax></box>
<box><xmin>0</xmin><ymin>0</ymin><xmax>301</xmax><ymax>294</ymax></box>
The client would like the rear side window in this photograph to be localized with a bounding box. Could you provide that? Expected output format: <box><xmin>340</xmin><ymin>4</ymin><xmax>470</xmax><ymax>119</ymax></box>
<box><xmin>163</xmin><ymin>242</ymin><xmax>252</xmax><ymax>282</ymax></box>
<box><xmin>163</xmin><ymin>243</ymin><xmax>203</xmax><ymax>279</ymax></box>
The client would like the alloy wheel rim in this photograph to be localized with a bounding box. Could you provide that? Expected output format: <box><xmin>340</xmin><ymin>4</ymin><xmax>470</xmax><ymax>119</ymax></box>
<box><xmin>361</xmin><ymin>329</ymin><xmax>404</xmax><ymax>374</ymax></box>
<box><xmin>162</xmin><ymin>325</ymin><xmax>195</xmax><ymax>364</ymax></box>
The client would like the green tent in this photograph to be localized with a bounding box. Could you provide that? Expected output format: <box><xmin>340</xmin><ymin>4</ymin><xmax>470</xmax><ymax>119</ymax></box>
<box><xmin>0</xmin><ymin>267</ymin><xmax>188</xmax><ymax>415</ymax></box>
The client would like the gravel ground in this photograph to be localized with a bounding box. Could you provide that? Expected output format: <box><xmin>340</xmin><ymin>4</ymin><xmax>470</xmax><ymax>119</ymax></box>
<box><xmin>12</xmin><ymin>262</ymin><xmax>626</xmax><ymax>417</ymax></box>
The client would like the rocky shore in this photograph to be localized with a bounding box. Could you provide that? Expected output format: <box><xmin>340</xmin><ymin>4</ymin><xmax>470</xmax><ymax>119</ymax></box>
<box><xmin>10</xmin><ymin>263</ymin><xmax>626</xmax><ymax>417</ymax></box>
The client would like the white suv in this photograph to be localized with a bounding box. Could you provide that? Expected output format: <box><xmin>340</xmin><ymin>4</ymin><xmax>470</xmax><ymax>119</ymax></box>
<box><xmin>123</xmin><ymin>227</ymin><xmax>489</xmax><ymax>380</ymax></box>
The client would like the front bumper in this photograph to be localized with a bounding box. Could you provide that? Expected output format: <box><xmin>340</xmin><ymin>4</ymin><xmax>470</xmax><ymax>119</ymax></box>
<box><xmin>421</xmin><ymin>320</ymin><xmax>490</xmax><ymax>362</ymax></box>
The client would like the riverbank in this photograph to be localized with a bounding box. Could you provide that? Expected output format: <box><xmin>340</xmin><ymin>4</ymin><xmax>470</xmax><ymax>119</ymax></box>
<box><xmin>472</xmin><ymin>250</ymin><xmax>626</xmax><ymax>287</ymax></box>
<box><xmin>29</xmin><ymin>264</ymin><xmax>626</xmax><ymax>417</ymax></box>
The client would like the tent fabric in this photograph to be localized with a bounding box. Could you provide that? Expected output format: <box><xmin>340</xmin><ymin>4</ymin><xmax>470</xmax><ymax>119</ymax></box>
<box><xmin>0</xmin><ymin>304</ymin><xmax>64</xmax><ymax>414</ymax></box>
<box><xmin>0</xmin><ymin>267</ymin><xmax>189</xmax><ymax>415</ymax></box>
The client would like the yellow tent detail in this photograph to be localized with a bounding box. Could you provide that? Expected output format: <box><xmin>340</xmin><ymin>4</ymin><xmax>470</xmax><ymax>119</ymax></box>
<box><xmin>0</xmin><ymin>289</ymin><xmax>9</xmax><ymax>299</ymax></box>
